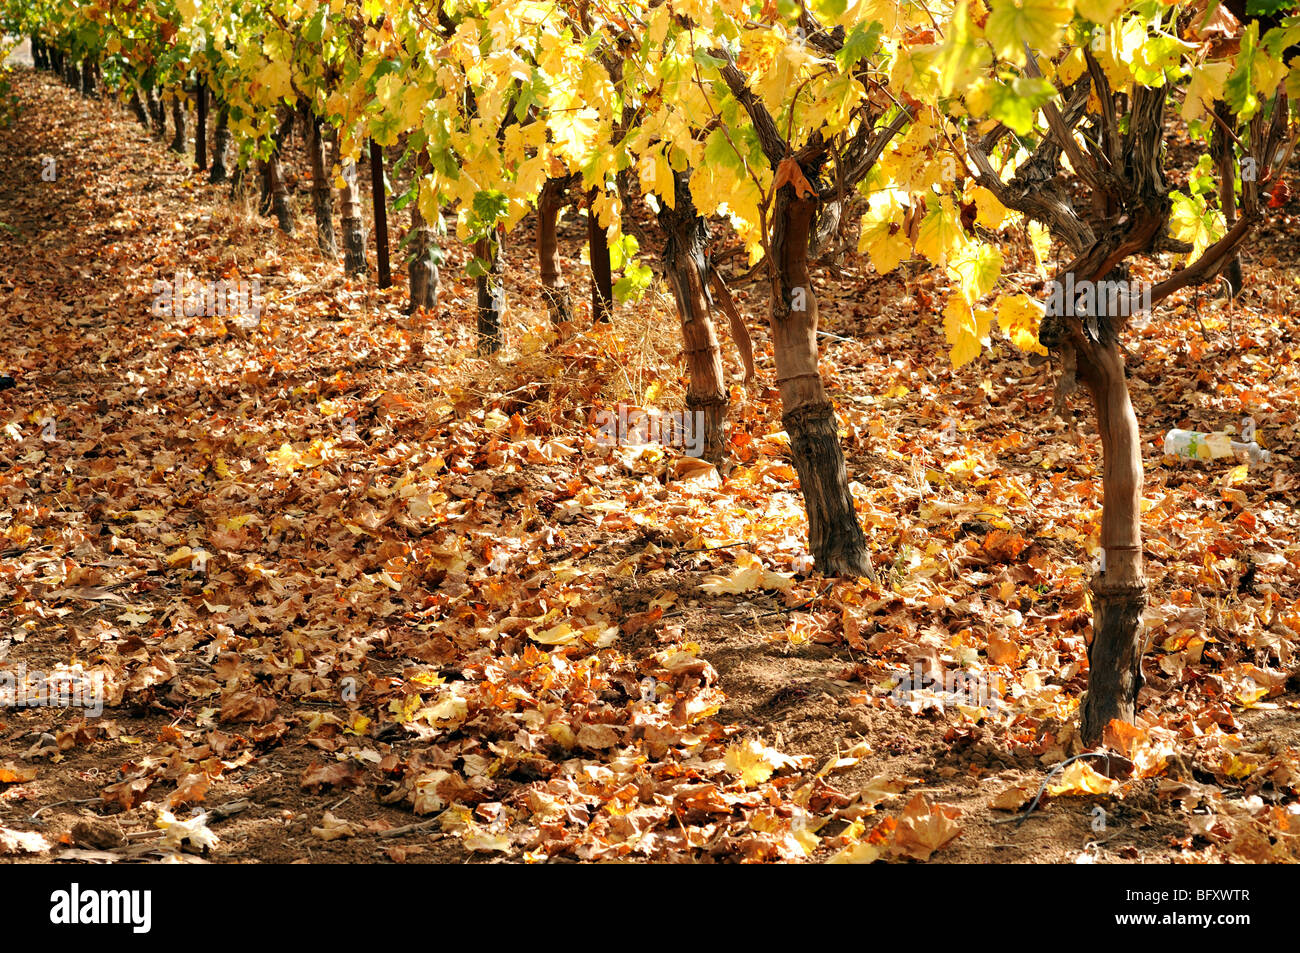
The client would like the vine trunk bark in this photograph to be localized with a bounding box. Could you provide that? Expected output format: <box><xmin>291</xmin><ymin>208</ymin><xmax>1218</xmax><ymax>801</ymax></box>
<box><xmin>769</xmin><ymin>157</ymin><xmax>874</xmax><ymax>577</ymax></box>
<box><xmin>407</xmin><ymin>154</ymin><xmax>440</xmax><ymax>313</ymax></box>
<box><xmin>195</xmin><ymin>81</ymin><xmax>207</xmax><ymax>171</ymax></box>
<box><xmin>475</xmin><ymin>229</ymin><xmax>505</xmax><ymax>355</ymax></box>
<box><xmin>337</xmin><ymin>140</ymin><xmax>368</xmax><ymax>276</ymax></box>
<box><xmin>537</xmin><ymin>176</ymin><xmax>573</xmax><ymax>325</ymax></box>
<box><xmin>369</xmin><ymin>139</ymin><xmax>391</xmax><ymax>289</ymax></box>
<box><xmin>169</xmin><ymin>93</ymin><xmax>187</xmax><ymax>154</ymax></box>
<box><xmin>262</xmin><ymin>107</ymin><xmax>295</xmax><ymax>235</ymax></box>
<box><xmin>1075</xmin><ymin>334</ymin><xmax>1148</xmax><ymax>745</ymax></box>
<box><xmin>588</xmin><ymin>189</ymin><xmax>612</xmax><ymax>322</ymax></box>
<box><xmin>307</xmin><ymin>114</ymin><xmax>336</xmax><ymax>259</ymax></box>
<box><xmin>209</xmin><ymin>105</ymin><xmax>231</xmax><ymax>183</ymax></box>
<box><xmin>657</xmin><ymin>170</ymin><xmax>728</xmax><ymax>464</ymax></box>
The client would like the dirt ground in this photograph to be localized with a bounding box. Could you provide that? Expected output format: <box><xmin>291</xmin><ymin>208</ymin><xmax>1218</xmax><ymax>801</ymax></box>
<box><xmin>1</xmin><ymin>65</ymin><xmax>1298</xmax><ymax>864</ymax></box>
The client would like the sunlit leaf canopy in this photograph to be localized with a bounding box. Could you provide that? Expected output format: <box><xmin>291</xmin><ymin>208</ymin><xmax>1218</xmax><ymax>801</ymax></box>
<box><xmin>5</xmin><ymin>0</ymin><xmax>1298</xmax><ymax>363</ymax></box>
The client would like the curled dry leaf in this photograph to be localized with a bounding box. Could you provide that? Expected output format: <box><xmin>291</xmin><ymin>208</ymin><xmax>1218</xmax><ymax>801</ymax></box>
<box><xmin>890</xmin><ymin>793</ymin><xmax>963</xmax><ymax>861</ymax></box>
<box><xmin>219</xmin><ymin>691</ymin><xmax>278</xmax><ymax>724</ymax></box>
<box><xmin>311</xmin><ymin>812</ymin><xmax>360</xmax><ymax>841</ymax></box>
<box><xmin>300</xmin><ymin>760</ymin><xmax>364</xmax><ymax>793</ymax></box>
<box><xmin>991</xmin><ymin>782</ymin><xmax>1035</xmax><ymax>812</ymax></box>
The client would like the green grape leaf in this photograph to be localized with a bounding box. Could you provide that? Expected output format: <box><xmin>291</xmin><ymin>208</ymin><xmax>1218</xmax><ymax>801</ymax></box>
<box><xmin>984</xmin><ymin>0</ymin><xmax>1073</xmax><ymax>66</ymax></box>
<box><xmin>989</xmin><ymin>76</ymin><xmax>1056</xmax><ymax>135</ymax></box>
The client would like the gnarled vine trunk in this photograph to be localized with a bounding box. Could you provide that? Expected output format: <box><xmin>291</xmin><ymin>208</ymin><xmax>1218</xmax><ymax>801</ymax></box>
<box><xmin>262</xmin><ymin>107</ymin><xmax>296</xmax><ymax>235</ymax></box>
<box><xmin>79</xmin><ymin>58</ymin><xmax>97</xmax><ymax>97</ymax></box>
<box><xmin>475</xmin><ymin>228</ymin><xmax>505</xmax><ymax>355</ymax></box>
<box><xmin>1211</xmin><ymin>100</ymin><xmax>1244</xmax><ymax>298</ymax></box>
<box><xmin>407</xmin><ymin>155</ymin><xmax>440</xmax><ymax>313</ymax></box>
<box><xmin>712</xmin><ymin>52</ymin><xmax>902</xmax><ymax>577</ymax></box>
<box><xmin>209</xmin><ymin>104</ymin><xmax>231</xmax><ymax>183</ymax></box>
<box><xmin>307</xmin><ymin>113</ymin><xmax>336</xmax><ymax>259</ymax></box>
<box><xmin>369</xmin><ymin>139</ymin><xmax>391</xmax><ymax>289</ymax></box>
<box><xmin>335</xmin><ymin>131</ymin><xmax>367</xmax><ymax>276</ymax></box>
<box><xmin>769</xmin><ymin>150</ymin><xmax>873</xmax><ymax>576</ymax></box>
<box><xmin>537</xmin><ymin>176</ymin><xmax>573</xmax><ymax>325</ymax></box>
<box><xmin>195</xmin><ymin>81</ymin><xmax>207</xmax><ymax>170</ymax></box>
<box><xmin>169</xmin><ymin>93</ymin><xmax>187</xmax><ymax>154</ymax></box>
<box><xmin>1074</xmin><ymin>332</ymin><xmax>1148</xmax><ymax>743</ymax></box>
<box><xmin>657</xmin><ymin>169</ymin><xmax>728</xmax><ymax>463</ymax></box>
<box><xmin>147</xmin><ymin>88</ymin><xmax>166</xmax><ymax>141</ymax></box>
<box><xmin>128</xmin><ymin>87</ymin><xmax>149</xmax><ymax>129</ymax></box>
<box><xmin>588</xmin><ymin>188</ymin><xmax>612</xmax><ymax>322</ymax></box>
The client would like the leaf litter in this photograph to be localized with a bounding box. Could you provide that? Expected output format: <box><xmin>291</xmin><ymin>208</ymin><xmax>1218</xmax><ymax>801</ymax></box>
<box><xmin>0</xmin><ymin>67</ymin><xmax>1298</xmax><ymax>864</ymax></box>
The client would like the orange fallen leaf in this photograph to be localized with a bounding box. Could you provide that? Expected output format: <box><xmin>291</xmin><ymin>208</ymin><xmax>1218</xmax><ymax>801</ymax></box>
<box><xmin>890</xmin><ymin>793</ymin><xmax>963</xmax><ymax>860</ymax></box>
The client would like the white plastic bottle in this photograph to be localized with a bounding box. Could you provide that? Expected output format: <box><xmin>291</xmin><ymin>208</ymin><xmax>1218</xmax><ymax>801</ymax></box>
<box><xmin>1164</xmin><ymin>429</ymin><xmax>1270</xmax><ymax>465</ymax></box>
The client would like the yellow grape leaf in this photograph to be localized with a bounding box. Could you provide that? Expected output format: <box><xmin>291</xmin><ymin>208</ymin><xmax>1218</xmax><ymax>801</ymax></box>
<box><xmin>1075</xmin><ymin>0</ymin><xmax>1124</xmax><ymax>24</ymax></box>
<box><xmin>991</xmin><ymin>782</ymin><xmax>1035</xmax><ymax>811</ymax></box>
<box><xmin>420</xmin><ymin>693</ymin><xmax>469</xmax><ymax>725</ymax></box>
<box><xmin>462</xmin><ymin>828</ymin><xmax>513</xmax><ymax>852</ymax></box>
<box><xmin>549</xmin><ymin>108</ymin><xmax>601</xmax><ymax>165</ymax></box>
<box><xmin>857</xmin><ymin>0</ymin><xmax>902</xmax><ymax>32</ymax></box>
<box><xmin>914</xmin><ymin>194</ymin><xmax>968</xmax><ymax>267</ymax></box>
<box><xmin>1169</xmin><ymin>192</ymin><xmax>1225</xmax><ymax>263</ymax></box>
<box><xmin>937</xmin><ymin>2</ymin><xmax>988</xmax><ymax>96</ymax></box>
<box><xmin>996</xmin><ymin>293</ymin><xmax>1048</xmax><ymax>355</ymax></box>
<box><xmin>858</xmin><ymin>774</ymin><xmax>909</xmax><ymax>808</ymax></box>
<box><xmin>828</xmin><ymin>840</ymin><xmax>883</xmax><ymax>864</ymax></box>
<box><xmin>1253</xmin><ymin>49</ymin><xmax>1289</xmax><ymax>98</ymax></box>
<box><xmin>265</xmin><ymin>443</ymin><xmax>302</xmax><ymax>476</ymax></box>
<box><xmin>942</xmin><ymin>296</ymin><xmax>994</xmax><ymax>368</ymax></box>
<box><xmin>1046</xmin><ymin>760</ymin><xmax>1119</xmax><ymax>796</ymax></box>
<box><xmin>260</xmin><ymin>59</ymin><xmax>293</xmax><ymax>102</ymax></box>
<box><xmin>165</xmin><ymin>546</ymin><xmax>196</xmax><ymax>567</ymax></box>
<box><xmin>1057</xmin><ymin>47</ymin><xmax>1087</xmax><ymax>87</ymax></box>
<box><xmin>700</xmin><ymin>564</ymin><xmax>794</xmax><ymax>594</ymax></box>
<box><xmin>700</xmin><ymin>552</ymin><xmax>794</xmax><ymax>594</ymax></box>
<box><xmin>969</xmin><ymin>185</ymin><xmax>1010</xmax><ymax>230</ymax></box>
<box><xmin>965</xmin><ymin>77</ymin><xmax>995</xmax><ymax>117</ymax></box>
<box><xmin>984</xmin><ymin>0</ymin><xmax>1073</xmax><ymax>66</ymax></box>
<box><xmin>1235</xmin><ymin>681</ymin><xmax>1269</xmax><ymax>707</ymax></box>
<box><xmin>725</xmin><ymin>739</ymin><xmax>779</xmax><ymax>788</ymax></box>
<box><xmin>948</xmin><ymin>243</ymin><xmax>1003</xmax><ymax>305</ymax></box>
<box><xmin>1221</xmin><ymin>754</ymin><xmax>1257</xmax><ymax>779</ymax></box>
<box><xmin>857</xmin><ymin>192</ymin><xmax>912</xmax><ymax>274</ymax></box>
<box><xmin>1105</xmin><ymin>18</ymin><xmax>1150</xmax><ymax>86</ymax></box>
<box><xmin>547</xmin><ymin>723</ymin><xmax>576</xmax><ymax>749</ymax></box>
<box><xmin>530</xmin><ymin>622</ymin><xmax>580</xmax><ymax>645</ymax></box>
<box><xmin>1182</xmin><ymin>61</ymin><xmax>1233</xmax><ymax>121</ymax></box>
